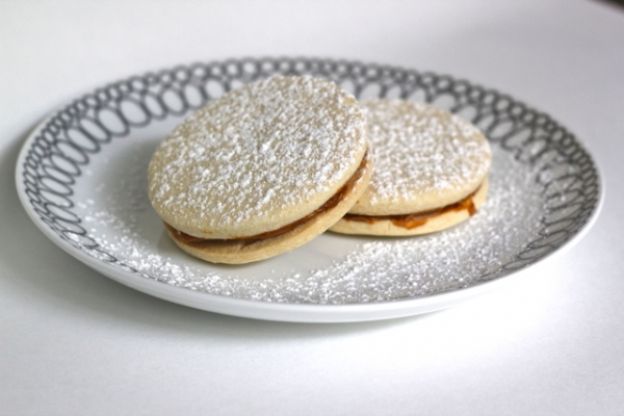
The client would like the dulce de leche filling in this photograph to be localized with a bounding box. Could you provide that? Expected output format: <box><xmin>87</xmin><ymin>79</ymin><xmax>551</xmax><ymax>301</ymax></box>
<box><xmin>166</xmin><ymin>154</ymin><xmax>368</xmax><ymax>246</ymax></box>
<box><xmin>343</xmin><ymin>184</ymin><xmax>481</xmax><ymax>230</ymax></box>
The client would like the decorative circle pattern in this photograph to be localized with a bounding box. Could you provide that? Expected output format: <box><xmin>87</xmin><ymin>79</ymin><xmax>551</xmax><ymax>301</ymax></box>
<box><xmin>19</xmin><ymin>57</ymin><xmax>600</xmax><ymax>285</ymax></box>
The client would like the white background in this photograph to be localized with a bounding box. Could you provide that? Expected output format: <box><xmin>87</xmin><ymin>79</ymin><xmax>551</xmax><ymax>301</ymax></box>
<box><xmin>1</xmin><ymin>0</ymin><xmax>623</xmax><ymax>414</ymax></box>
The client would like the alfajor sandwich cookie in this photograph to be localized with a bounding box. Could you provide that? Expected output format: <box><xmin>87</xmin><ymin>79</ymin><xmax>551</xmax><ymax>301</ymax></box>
<box><xmin>148</xmin><ymin>75</ymin><xmax>371</xmax><ymax>264</ymax></box>
<box><xmin>331</xmin><ymin>99</ymin><xmax>491</xmax><ymax>236</ymax></box>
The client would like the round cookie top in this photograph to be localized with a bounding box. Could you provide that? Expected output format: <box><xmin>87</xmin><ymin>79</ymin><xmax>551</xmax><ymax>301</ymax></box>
<box><xmin>148</xmin><ymin>75</ymin><xmax>368</xmax><ymax>239</ymax></box>
<box><xmin>350</xmin><ymin>99</ymin><xmax>491</xmax><ymax>216</ymax></box>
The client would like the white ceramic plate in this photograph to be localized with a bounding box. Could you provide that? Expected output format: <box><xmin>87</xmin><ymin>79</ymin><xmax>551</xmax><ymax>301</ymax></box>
<box><xmin>15</xmin><ymin>58</ymin><xmax>602</xmax><ymax>322</ymax></box>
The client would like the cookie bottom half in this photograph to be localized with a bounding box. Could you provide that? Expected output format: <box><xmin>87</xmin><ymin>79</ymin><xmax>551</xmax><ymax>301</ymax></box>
<box><xmin>165</xmin><ymin>157</ymin><xmax>372</xmax><ymax>264</ymax></box>
<box><xmin>330</xmin><ymin>178</ymin><xmax>488</xmax><ymax>237</ymax></box>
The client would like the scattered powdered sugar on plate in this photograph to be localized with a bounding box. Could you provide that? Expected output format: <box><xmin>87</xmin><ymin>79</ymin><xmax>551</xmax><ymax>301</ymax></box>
<box><xmin>78</xmin><ymin>140</ymin><xmax>544</xmax><ymax>305</ymax></box>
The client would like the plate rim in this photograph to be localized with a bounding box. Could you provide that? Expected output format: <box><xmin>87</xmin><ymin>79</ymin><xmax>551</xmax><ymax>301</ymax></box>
<box><xmin>14</xmin><ymin>64</ymin><xmax>605</xmax><ymax>323</ymax></box>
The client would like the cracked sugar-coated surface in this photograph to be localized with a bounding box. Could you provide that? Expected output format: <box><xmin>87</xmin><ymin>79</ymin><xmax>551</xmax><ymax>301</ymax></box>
<box><xmin>351</xmin><ymin>100</ymin><xmax>491</xmax><ymax>215</ymax></box>
<box><xmin>148</xmin><ymin>75</ymin><xmax>367</xmax><ymax>238</ymax></box>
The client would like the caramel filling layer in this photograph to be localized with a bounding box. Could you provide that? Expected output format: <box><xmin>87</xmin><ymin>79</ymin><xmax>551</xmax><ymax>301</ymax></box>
<box><xmin>343</xmin><ymin>185</ymin><xmax>481</xmax><ymax>230</ymax></box>
<box><xmin>166</xmin><ymin>154</ymin><xmax>368</xmax><ymax>246</ymax></box>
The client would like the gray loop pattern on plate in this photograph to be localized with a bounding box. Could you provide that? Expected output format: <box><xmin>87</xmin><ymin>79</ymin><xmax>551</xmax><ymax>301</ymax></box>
<box><xmin>20</xmin><ymin>57</ymin><xmax>600</xmax><ymax>279</ymax></box>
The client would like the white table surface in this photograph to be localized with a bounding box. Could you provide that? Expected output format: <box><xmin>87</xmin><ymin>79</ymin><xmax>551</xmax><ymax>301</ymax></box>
<box><xmin>1</xmin><ymin>1</ymin><xmax>623</xmax><ymax>414</ymax></box>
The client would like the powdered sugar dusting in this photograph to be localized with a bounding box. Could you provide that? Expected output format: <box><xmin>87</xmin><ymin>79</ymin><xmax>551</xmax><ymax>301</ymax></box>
<box><xmin>354</xmin><ymin>100</ymin><xmax>491</xmax><ymax>213</ymax></box>
<box><xmin>147</xmin><ymin>75</ymin><xmax>367</xmax><ymax>236</ymax></box>
<box><xmin>78</xmin><ymin>142</ymin><xmax>544</xmax><ymax>304</ymax></box>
